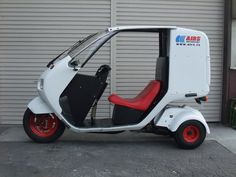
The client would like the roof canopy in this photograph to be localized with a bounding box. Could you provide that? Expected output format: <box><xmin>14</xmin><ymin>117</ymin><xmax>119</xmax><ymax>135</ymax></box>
<box><xmin>108</xmin><ymin>26</ymin><xmax>177</xmax><ymax>32</ymax></box>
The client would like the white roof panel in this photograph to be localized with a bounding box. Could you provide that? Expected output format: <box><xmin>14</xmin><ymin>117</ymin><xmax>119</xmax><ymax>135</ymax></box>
<box><xmin>108</xmin><ymin>25</ymin><xmax>177</xmax><ymax>31</ymax></box>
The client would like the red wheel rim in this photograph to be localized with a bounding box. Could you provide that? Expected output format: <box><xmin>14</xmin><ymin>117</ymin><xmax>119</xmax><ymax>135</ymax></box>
<box><xmin>183</xmin><ymin>125</ymin><xmax>200</xmax><ymax>143</ymax></box>
<box><xmin>29</xmin><ymin>113</ymin><xmax>59</xmax><ymax>138</ymax></box>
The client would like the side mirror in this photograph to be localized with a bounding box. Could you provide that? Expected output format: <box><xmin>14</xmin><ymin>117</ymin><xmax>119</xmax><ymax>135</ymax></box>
<box><xmin>70</xmin><ymin>60</ymin><xmax>78</xmax><ymax>66</ymax></box>
<box><xmin>70</xmin><ymin>60</ymin><xmax>79</xmax><ymax>71</ymax></box>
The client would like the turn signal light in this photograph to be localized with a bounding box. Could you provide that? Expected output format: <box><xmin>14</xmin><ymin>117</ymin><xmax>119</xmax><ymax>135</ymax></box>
<box><xmin>195</xmin><ymin>96</ymin><xmax>208</xmax><ymax>104</ymax></box>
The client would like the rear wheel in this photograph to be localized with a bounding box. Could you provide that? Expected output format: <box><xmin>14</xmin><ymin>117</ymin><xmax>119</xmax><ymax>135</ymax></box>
<box><xmin>174</xmin><ymin>120</ymin><xmax>206</xmax><ymax>149</ymax></box>
<box><xmin>23</xmin><ymin>108</ymin><xmax>65</xmax><ymax>143</ymax></box>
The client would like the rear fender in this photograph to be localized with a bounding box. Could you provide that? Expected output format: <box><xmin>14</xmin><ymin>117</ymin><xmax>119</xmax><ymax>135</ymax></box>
<box><xmin>155</xmin><ymin>106</ymin><xmax>210</xmax><ymax>134</ymax></box>
<box><xmin>28</xmin><ymin>97</ymin><xmax>53</xmax><ymax>114</ymax></box>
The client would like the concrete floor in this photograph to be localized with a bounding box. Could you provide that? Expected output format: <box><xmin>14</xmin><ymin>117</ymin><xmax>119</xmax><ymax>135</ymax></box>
<box><xmin>1</xmin><ymin>123</ymin><xmax>236</xmax><ymax>154</ymax></box>
<box><xmin>0</xmin><ymin>123</ymin><xmax>236</xmax><ymax>177</ymax></box>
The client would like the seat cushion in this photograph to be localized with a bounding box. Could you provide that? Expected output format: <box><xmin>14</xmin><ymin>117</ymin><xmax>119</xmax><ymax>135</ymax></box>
<box><xmin>108</xmin><ymin>80</ymin><xmax>161</xmax><ymax>111</ymax></box>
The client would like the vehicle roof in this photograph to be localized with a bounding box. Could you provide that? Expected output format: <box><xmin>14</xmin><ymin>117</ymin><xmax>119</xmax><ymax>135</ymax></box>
<box><xmin>108</xmin><ymin>25</ymin><xmax>177</xmax><ymax>32</ymax></box>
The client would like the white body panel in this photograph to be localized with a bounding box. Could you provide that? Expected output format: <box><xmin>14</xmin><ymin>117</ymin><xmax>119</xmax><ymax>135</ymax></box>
<box><xmin>168</xmin><ymin>28</ymin><xmax>210</xmax><ymax>100</ymax></box>
<box><xmin>37</xmin><ymin>56</ymin><xmax>77</xmax><ymax>113</ymax></box>
<box><xmin>28</xmin><ymin>97</ymin><xmax>53</xmax><ymax>114</ymax></box>
<box><xmin>27</xmin><ymin>26</ymin><xmax>210</xmax><ymax>133</ymax></box>
<box><xmin>154</xmin><ymin>106</ymin><xmax>210</xmax><ymax>134</ymax></box>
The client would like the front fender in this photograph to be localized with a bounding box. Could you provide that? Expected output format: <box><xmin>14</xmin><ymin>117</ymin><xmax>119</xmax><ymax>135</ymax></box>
<box><xmin>155</xmin><ymin>106</ymin><xmax>210</xmax><ymax>134</ymax></box>
<box><xmin>28</xmin><ymin>97</ymin><xmax>53</xmax><ymax>114</ymax></box>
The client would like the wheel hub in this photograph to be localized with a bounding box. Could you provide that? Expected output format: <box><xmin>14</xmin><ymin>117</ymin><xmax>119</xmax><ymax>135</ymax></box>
<box><xmin>29</xmin><ymin>113</ymin><xmax>59</xmax><ymax>137</ymax></box>
<box><xmin>183</xmin><ymin>125</ymin><xmax>200</xmax><ymax>143</ymax></box>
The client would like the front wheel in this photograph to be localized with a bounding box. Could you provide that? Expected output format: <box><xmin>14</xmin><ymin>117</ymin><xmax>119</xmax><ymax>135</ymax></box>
<box><xmin>23</xmin><ymin>108</ymin><xmax>65</xmax><ymax>143</ymax></box>
<box><xmin>173</xmin><ymin>120</ymin><xmax>206</xmax><ymax>149</ymax></box>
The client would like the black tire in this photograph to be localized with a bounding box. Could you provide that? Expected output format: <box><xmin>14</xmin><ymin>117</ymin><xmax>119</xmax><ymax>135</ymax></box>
<box><xmin>174</xmin><ymin>120</ymin><xmax>206</xmax><ymax>149</ymax></box>
<box><xmin>23</xmin><ymin>108</ymin><xmax>65</xmax><ymax>143</ymax></box>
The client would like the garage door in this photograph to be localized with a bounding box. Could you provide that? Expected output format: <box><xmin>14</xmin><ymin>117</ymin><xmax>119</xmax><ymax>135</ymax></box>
<box><xmin>113</xmin><ymin>0</ymin><xmax>224</xmax><ymax>122</ymax></box>
<box><xmin>0</xmin><ymin>0</ymin><xmax>111</xmax><ymax>124</ymax></box>
<box><xmin>0</xmin><ymin>0</ymin><xmax>224</xmax><ymax>124</ymax></box>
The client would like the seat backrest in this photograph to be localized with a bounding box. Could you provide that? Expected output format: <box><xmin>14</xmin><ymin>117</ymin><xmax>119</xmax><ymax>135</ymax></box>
<box><xmin>155</xmin><ymin>56</ymin><xmax>168</xmax><ymax>81</ymax></box>
<box><xmin>155</xmin><ymin>56</ymin><xmax>169</xmax><ymax>90</ymax></box>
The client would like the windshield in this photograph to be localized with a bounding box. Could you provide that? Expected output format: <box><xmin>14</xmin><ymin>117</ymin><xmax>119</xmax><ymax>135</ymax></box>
<box><xmin>68</xmin><ymin>30</ymin><xmax>110</xmax><ymax>66</ymax></box>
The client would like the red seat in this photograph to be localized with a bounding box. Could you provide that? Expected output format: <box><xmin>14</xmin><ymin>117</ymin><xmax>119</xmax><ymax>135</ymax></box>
<box><xmin>108</xmin><ymin>80</ymin><xmax>161</xmax><ymax>111</ymax></box>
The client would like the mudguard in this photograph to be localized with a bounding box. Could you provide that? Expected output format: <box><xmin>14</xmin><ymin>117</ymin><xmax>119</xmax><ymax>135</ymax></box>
<box><xmin>28</xmin><ymin>97</ymin><xmax>53</xmax><ymax>114</ymax></box>
<box><xmin>155</xmin><ymin>106</ymin><xmax>210</xmax><ymax>134</ymax></box>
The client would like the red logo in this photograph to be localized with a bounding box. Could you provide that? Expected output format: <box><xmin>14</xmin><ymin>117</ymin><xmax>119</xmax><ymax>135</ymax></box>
<box><xmin>176</xmin><ymin>35</ymin><xmax>201</xmax><ymax>46</ymax></box>
<box><xmin>186</xmin><ymin>36</ymin><xmax>201</xmax><ymax>43</ymax></box>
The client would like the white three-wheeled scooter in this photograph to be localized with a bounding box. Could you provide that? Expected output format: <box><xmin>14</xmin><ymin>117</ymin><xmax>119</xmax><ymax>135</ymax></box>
<box><xmin>23</xmin><ymin>26</ymin><xmax>210</xmax><ymax>149</ymax></box>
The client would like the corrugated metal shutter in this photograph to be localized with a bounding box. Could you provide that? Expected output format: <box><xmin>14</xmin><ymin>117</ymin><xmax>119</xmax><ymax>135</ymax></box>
<box><xmin>0</xmin><ymin>0</ymin><xmax>225</xmax><ymax>124</ymax></box>
<box><xmin>113</xmin><ymin>0</ymin><xmax>224</xmax><ymax>122</ymax></box>
<box><xmin>0</xmin><ymin>0</ymin><xmax>111</xmax><ymax>124</ymax></box>
<box><xmin>114</xmin><ymin>32</ymin><xmax>159</xmax><ymax>97</ymax></box>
